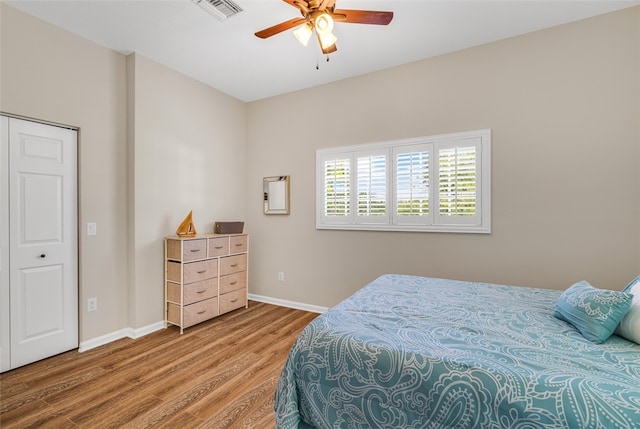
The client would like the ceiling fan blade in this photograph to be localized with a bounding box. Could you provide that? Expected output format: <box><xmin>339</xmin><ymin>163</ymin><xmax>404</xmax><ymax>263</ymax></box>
<box><xmin>255</xmin><ymin>17</ymin><xmax>307</xmax><ymax>39</ymax></box>
<box><xmin>332</xmin><ymin>10</ymin><xmax>393</xmax><ymax>25</ymax></box>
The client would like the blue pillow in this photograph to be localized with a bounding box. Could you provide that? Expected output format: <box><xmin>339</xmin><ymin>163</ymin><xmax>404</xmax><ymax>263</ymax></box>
<box><xmin>553</xmin><ymin>280</ymin><xmax>632</xmax><ymax>344</ymax></box>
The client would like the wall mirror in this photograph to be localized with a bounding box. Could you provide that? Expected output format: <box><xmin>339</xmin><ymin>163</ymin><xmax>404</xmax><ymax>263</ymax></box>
<box><xmin>263</xmin><ymin>176</ymin><xmax>290</xmax><ymax>215</ymax></box>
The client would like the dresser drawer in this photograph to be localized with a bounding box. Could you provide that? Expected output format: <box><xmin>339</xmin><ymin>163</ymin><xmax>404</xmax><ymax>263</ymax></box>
<box><xmin>220</xmin><ymin>289</ymin><xmax>246</xmax><ymax>314</ymax></box>
<box><xmin>166</xmin><ymin>261</ymin><xmax>182</xmax><ymax>282</ymax></box>
<box><xmin>220</xmin><ymin>254</ymin><xmax>247</xmax><ymax>276</ymax></box>
<box><xmin>229</xmin><ymin>235</ymin><xmax>248</xmax><ymax>254</ymax></box>
<box><xmin>184</xmin><ymin>297</ymin><xmax>219</xmax><ymax>327</ymax></box>
<box><xmin>168</xmin><ymin>259</ymin><xmax>218</xmax><ymax>283</ymax></box>
<box><xmin>220</xmin><ymin>272</ymin><xmax>246</xmax><ymax>294</ymax></box>
<box><xmin>183</xmin><ymin>259</ymin><xmax>218</xmax><ymax>284</ymax></box>
<box><xmin>184</xmin><ymin>278</ymin><xmax>217</xmax><ymax>305</ymax></box>
<box><xmin>208</xmin><ymin>236</ymin><xmax>229</xmax><ymax>257</ymax></box>
<box><xmin>168</xmin><ymin>297</ymin><xmax>219</xmax><ymax>328</ymax></box>
<box><xmin>166</xmin><ymin>238</ymin><xmax>207</xmax><ymax>262</ymax></box>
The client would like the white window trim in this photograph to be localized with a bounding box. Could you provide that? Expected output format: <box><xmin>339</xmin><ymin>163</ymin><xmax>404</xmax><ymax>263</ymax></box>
<box><xmin>316</xmin><ymin>129</ymin><xmax>491</xmax><ymax>233</ymax></box>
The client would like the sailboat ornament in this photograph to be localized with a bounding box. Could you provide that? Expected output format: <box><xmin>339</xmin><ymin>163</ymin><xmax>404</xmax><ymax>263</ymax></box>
<box><xmin>176</xmin><ymin>210</ymin><xmax>197</xmax><ymax>236</ymax></box>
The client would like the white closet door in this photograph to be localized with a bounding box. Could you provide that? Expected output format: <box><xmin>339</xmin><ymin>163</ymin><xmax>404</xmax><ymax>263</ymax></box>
<box><xmin>8</xmin><ymin>117</ymin><xmax>78</xmax><ymax>369</ymax></box>
<box><xmin>0</xmin><ymin>117</ymin><xmax>10</xmax><ymax>372</ymax></box>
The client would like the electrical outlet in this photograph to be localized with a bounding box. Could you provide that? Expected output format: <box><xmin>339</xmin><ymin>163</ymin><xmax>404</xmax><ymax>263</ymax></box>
<box><xmin>278</xmin><ymin>272</ymin><xmax>285</xmax><ymax>282</ymax></box>
<box><xmin>88</xmin><ymin>297</ymin><xmax>97</xmax><ymax>312</ymax></box>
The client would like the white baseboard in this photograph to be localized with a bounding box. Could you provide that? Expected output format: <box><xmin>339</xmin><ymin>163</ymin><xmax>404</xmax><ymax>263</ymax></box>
<box><xmin>78</xmin><ymin>295</ymin><xmax>325</xmax><ymax>353</ymax></box>
<box><xmin>78</xmin><ymin>320</ymin><xmax>165</xmax><ymax>353</ymax></box>
<box><xmin>129</xmin><ymin>320</ymin><xmax>166</xmax><ymax>339</ymax></box>
<box><xmin>248</xmin><ymin>293</ymin><xmax>328</xmax><ymax>314</ymax></box>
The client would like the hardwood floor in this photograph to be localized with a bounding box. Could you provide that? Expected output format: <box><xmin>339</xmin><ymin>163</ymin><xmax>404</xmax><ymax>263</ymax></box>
<box><xmin>0</xmin><ymin>301</ymin><xmax>318</xmax><ymax>428</ymax></box>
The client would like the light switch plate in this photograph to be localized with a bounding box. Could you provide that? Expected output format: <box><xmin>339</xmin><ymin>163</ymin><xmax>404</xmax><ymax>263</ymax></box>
<box><xmin>87</xmin><ymin>222</ymin><xmax>97</xmax><ymax>236</ymax></box>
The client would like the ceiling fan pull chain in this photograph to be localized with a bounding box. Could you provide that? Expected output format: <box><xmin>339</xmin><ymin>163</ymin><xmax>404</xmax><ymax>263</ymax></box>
<box><xmin>314</xmin><ymin>53</ymin><xmax>330</xmax><ymax>70</ymax></box>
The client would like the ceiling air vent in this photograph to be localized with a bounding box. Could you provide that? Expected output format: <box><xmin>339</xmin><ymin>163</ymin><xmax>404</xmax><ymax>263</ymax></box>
<box><xmin>193</xmin><ymin>0</ymin><xmax>243</xmax><ymax>21</ymax></box>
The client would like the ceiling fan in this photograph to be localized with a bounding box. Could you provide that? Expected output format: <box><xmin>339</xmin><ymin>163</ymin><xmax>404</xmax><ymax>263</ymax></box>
<box><xmin>255</xmin><ymin>0</ymin><xmax>393</xmax><ymax>55</ymax></box>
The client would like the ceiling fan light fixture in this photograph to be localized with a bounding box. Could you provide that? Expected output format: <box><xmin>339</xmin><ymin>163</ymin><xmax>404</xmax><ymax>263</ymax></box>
<box><xmin>318</xmin><ymin>32</ymin><xmax>338</xmax><ymax>50</ymax></box>
<box><xmin>314</xmin><ymin>13</ymin><xmax>337</xmax><ymax>51</ymax></box>
<box><xmin>255</xmin><ymin>2</ymin><xmax>393</xmax><ymax>56</ymax></box>
<box><xmin>314</xmin><ymin>13</ymin><xmax>334</xmax><ymax>35</ymax></box>
<box><xmin>293</xmin><ymin>23</ymin><xmax>313</xmax><ymax>47</ymax></box>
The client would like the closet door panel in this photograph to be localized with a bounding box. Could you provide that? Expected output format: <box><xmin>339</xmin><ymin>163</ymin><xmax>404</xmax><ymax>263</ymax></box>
<box><xmin>18</xmin><ymin>265</ymin><xmax>65</xmax><ymax>337</ymax></box>
<box><xmin>21</xmin><ymin>173</ymin><xmax>63</xmax><ymax>242</ymax></box>
<box><xmin>8</xmin><ymin>117</ymin><xmax>78</xmax><ymax>370</ymax></box>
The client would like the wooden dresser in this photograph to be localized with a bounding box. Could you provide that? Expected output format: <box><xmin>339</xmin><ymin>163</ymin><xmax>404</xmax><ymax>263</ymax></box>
<box><xmin>164</xmin><ymin>233</ymin><xmax>248</xmax><ymax>333</ymax></box>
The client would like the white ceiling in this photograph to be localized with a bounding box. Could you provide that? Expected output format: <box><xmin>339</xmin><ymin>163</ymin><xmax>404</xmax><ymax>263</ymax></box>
<box><xmin>6</xmin><ymin>0</ymin><xmax>640</xmax><ymax>102</ymax></box>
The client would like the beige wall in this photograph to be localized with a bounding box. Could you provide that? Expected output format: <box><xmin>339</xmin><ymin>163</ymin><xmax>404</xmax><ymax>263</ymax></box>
<box><xmin>127</xmin><ymin>53</ymin><xmax>246</xmax><ymax>328</ymax></box>
<box><xmin>246</xmin><ymin>6</ymin><xmax>640</xmax><ymax>307</ymax></box>
<box><xmin>1</xmin><ymin>4</ymin><xmax>129</xmax><ymax>341</ymax></box>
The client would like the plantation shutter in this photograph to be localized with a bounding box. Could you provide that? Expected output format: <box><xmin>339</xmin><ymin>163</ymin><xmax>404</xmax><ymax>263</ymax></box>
<box><xmin>435</xmin><ymin>138</ymin><xmax>482</xmax><ymax>226</ymax></box>
<box><xmin>316</xmin><ymin>129</ymin><xmax>490</xmax><ymax>232</ymax></box>
<box><xmin>355</xmin><ymin>149</ymin><xmax>389</xmax><ymax>224</ymax></box>
<box><xmin>393</xmin><ymin>143</ymin><xmax>432</xmax><ymax>225</ymax></box>
<box><xmin>321</xmin><ymin>156</ymin><xmax>352</xmax><ymax>224</ymax></box>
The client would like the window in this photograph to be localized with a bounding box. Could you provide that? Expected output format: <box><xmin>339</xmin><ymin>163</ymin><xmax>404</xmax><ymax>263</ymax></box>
<box><xmin>317</xmin><ymin>129</ymin><xmax>491</xmax><ymax>233</ymax></box>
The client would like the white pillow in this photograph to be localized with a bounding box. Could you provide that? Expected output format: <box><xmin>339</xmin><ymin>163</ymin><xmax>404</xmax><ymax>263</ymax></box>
<box><xmin>615</xmin><ymin>277</ymin><xmax>640</xmax><ymax>344</ymax></box>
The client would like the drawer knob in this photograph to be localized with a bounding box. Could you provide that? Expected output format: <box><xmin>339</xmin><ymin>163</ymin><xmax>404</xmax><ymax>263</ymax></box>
<box><xmin>230</xmin><ymin>298</ymin><xmax>238</xmax><ymax>303</ymax></box>
<box><xmin>190</xmin><ymin>249</ymin><xmax>201</xmax><ymax>253</ymax></box>
<box><xmin>40</xmin><ymin>253</ymin><xmax>46</xmax><ymax>258</ymax></box>
<box><xmin>197</xmin><ymin>310</ymin><xmax>206</xmax><ymax>315</ymax></box>
<box><xmin>230</xmin><ymin>263</ymin><xmax>238</xmax><ymax>268</ymax></box>
<box><xmin>214</xmin><ymin>246</ymin><xmax>224</xmax><ymax>249</ymax></box>
<box><xmin>229</xmin><ymin>281</ymin><xmax>237</xmax><ymax>285</ymax></box>
<box><xmin>197</xmin><ymin>270</ymin><xmax>207</xmax><ymax>274</ymax></box>
<box><xmin>196</xmin><ymin>290</ymin><xmax>206</xmax><ymax>294</ymax></box>
<box><xmin>234</xmin><ymin>243</ymin><xmax>243</xmax><ymax>247</ymax></box>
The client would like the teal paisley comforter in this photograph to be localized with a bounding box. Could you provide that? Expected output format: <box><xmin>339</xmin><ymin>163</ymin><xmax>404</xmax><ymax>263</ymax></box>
<box><xmin>274</xmin><ymin>274</ymin><xmax>640</xmax><ymax>428</ymax></box>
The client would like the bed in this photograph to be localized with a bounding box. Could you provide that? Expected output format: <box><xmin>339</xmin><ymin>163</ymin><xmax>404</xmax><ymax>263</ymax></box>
<box><xmin>274</xmin><ymin>274</ymin><xmax>640</xmax><ymax>428</ymax></box>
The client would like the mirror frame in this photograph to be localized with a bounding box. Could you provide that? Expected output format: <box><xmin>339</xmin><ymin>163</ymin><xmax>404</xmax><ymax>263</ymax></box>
<box><xmin>263</xmin><ymin>175</ymin><xmax>290</xmax><ymax>215</ymax></box>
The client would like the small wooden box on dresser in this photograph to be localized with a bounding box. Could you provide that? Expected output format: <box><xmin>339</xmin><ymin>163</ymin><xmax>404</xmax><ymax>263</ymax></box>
<box><xmin>164</xmin><ymin>233</ymin><xmax>248</xmax><ymax>334</ymax></box>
